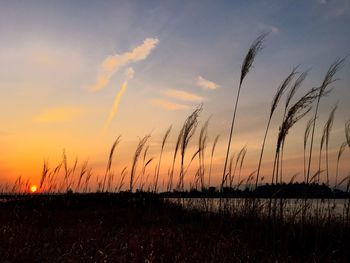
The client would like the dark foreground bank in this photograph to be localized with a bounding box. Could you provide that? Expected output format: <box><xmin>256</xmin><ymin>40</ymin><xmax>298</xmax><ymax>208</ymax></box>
<box><xmin>1</xmin><ymin>194</ymin><xmax>349</xmax><ymax>263</ymax></box>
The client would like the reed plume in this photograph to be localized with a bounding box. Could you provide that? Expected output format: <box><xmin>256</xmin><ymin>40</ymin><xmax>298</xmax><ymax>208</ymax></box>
<box><xmin>168</xmin><ymin>126</ymin><xmax>184</xmax><ymax>191</ymax></box>
<box><xmin>273</xmin><ymin>87</ymin><xmax>319</xmax><ymax>184</ymax></box>
<box><xmin>137</xmin><ymin>144</ymin><xmax>154</xmax><ymax>190</ymax></box>
<box><xmin>142</xmin><ymin>157</ymin><xmax>154</xmax><ymax>191</ymax></box>
<box><xmin>319</xmin><ymin>105</ymin><xmax>337</xmax><ymax>184</ymax></box>
<box><xmin>255</xmin><ymin>67</ymin><xmax>298</xmax><ymax>188</ymax></box>
<box><xmin>178</xmin><ymin>105</ymin><xmax>202</xmax><ymax>191</ymax></box>
<box><xmin>155</xmin><ymin>125</ymin><xmax>172</xmax><ymax>192</ymax></box>
<box><xmin>198</xmin><ymin>119</ymin><xmax>209</xmax><ymax>189</ymax></box>
<box><xmin>117</xmin><ymin>166</ymin><xmax>127</xmax><ymax>192</ymax></box>
<box><xmin>83</xmin><ymin>169</ymin><xmax>92</xmax><ymax>193</ymax></box>
<box><xmin>102</xmin><ymin>136</ymin><xmax>121</xmax><ymax>192</ymax></box>
<box><xmin>222</xmin><ymin>33</ymin><xmax>268</xmax><ymax>191</ymax></box>
<box><xmin>40</xmin><ymin>160</ymin><xmax>49</xmax><ymax>190</ymax></box>
<box><xmin>285</xmin><ymin>71</ymin><xmax>308</xmax><ymax>111</ymax></box>
<box><xmin>208</xmin><ymin>135</ymin><xmax>219</xmax><ymax>187</ymax></box>
<box><xmin>335</xmin><ymin>142</ymin><xmax>347</xmax><ymax>188</ymax></box>
<box><xmin>138</xmin><ymin>144</ymin><xmax>149</xmax><ymax>190</ymax></box>
<box><xmin>76</xmin><ymin>160</ymin><xmax>89</xmax><ymax>192</ymax></box>
<box><xmin>238</xmin><ymin>146</ymin><xmax>247</xmax><ymax>188</ymax></box>
<box><xmin>279</xmin><ymin>70</ymin><xmax>309</xmax><ymax>179</ymax></box>
<box><xmin>346</xmin><ymin>120</ymin><xmax>350</xmax><ymax>148</ymax></box>
<box><xmin>306</xmin><ymin>58</ymin><xmax>345</xmax><ymax>184</ymax></box>
<box><xmin>227</xmin><ymin>153</ymin><xmax>235</xmax><ymax>188</ymax></box>
<box><xmin>233</xmin><ymin>146</ymin><xmax>247</xmax><ymax>189</ymax></box>
<box><xmin>304</xmin><ymin>118</ymin><xmax>315</xmax><ymax>182</ymax></box>
<box><xmin>130</xmin><ymin>134</ymin><xmax>150</xmax><ymax>192</ymax></box>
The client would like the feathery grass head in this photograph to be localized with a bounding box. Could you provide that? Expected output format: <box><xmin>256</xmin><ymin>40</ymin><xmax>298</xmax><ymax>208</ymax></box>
<box><xmin>181</xmin><ymin>105</ymin><xmax>202</xmax><ymax>157</ymax></box>
<box><xmin>211</xmin><ymin>135</ymin><xmax>220</xmax><ymax>157</ymax></box>
<box><xmin>319</xmin><ymin>57</ymin><xmax>346</xmax><ymax>97</ymax></box>
<box><xmin>227</xmin><ymin>153</ymin><xmax>235</xmax><ymax>186</ymax></box>
<box><xmin>143</xmin><ymin>144</ymin><xmax>150</xmax><ymax>164</ymax></box>
<box><xmin>240</xmin><ymin>32</ymin><xmax>268</xmax><ymax>86</ymax></box>
<box><xmin>168</xmin><ymin>125</ymin><xmax>184</xmax><ymax>191</ymax></box>
<box><xmin>40</xmin><ymin>160</ymin><xmax>49</xmax><ymax>189</ymax></box>
<box><xmin>102</xmin><ymin>136</ymin><xmax>121</xmax><ymax>191</ymax></box>
<box><xmin>178</xmin><ymin>105</ymin><xmax>202</xmax><ymax>190</ymax></box>
<box><xmin>107</xmin><ymin>136</ymin><xmax>121</xmax><ymax>173</ymax></box>
<box><xmin>278</xmin><ymin>88</ymin><xmax>319</xmax><ymax>150</ymax></box>
<box><xmin>162</xmin><ymin>125</ymin><xmax>172</xmax><ymax>150</ymax></box>
<box><xmin>62</xmin><ymin>149</ymin><xmax>68</xmax><ymax>178</ymax></box>
<box><xmin>155</xmin><ymin>125</ymin><xmax>172</xmax><ymax>192</ymax></box>
<box><xmin>239</xmin><ymin>146</ymin><xmax>247</xmax><ymax>169</ymax></box>
<box><xmin>198</xmin><ymin>118</ymin><xmax>210</xmax><ymax>187</ymax></box>
<box><xmin>346</xmin><ymin>120</ymin><xmax>350</xmax><ymax>148</ymax></box>
<box><xmin>77</xmin><ymin>160</ymin><xmax>89</xmax><ymax>190</ymax></box>
<box><xmin>285</xmin><ymin>70</ymin><xmax>308</xmax><ymax>111</ymax></box>
<box><xmin>338</xmin><ymin>142</ymin><xmax>347</xmax><ymax>161</ymax></box>
<box><xmin>304</xmin><ymin>118</ymin><xmax>315</xmax><ymax>149</ymax></box>
<box><xmin>236</xmin><ymin>145</ymin><xmax>247</xmax><ymax>166</ymax></box>
<box><xmin>321</xmin><ymin>104</ymin><xmax>337</xmax><ymax>149</ymax></box>
<box><xmin>270</xmin><ymin>67</ymin><xmax>298</xmax><ymax>117</ymax></box>
<box><xmin>130</xmin><ymin>134</ymin><xmax>151</xmax><ymax>192</ymax></box>
<box><xmin>199</xmin><ymin>118</ymin><xmax>210</xmax><ymax>153</ymax></box>
<box><xmin>173</xmin><ymin>126</ymin><xmax>184</xmax><ymax>162</ymax></box>
<box><xmin>117</xmin><ymin>166</ymin><xmax>128</xmax><ymax>192</ymax></box>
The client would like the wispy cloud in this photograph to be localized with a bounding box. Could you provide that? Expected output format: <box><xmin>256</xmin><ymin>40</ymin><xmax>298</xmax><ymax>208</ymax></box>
<box><xmin>150</xmin><ymin>99</ymin><xmax>190</xmax><ymax>110</ymax></box>
<box><xmin>104</xmin><ymin>67</ymin><xmax>135</xmax><ymax>130</ymax></box>
<box><xmin>196</xmin><ymin>76</ymin><xmax>220</xmax><ymax>90</ymax></box>
<box><xmin>165</xmin><ymin>89</ymin><xmax>205</xmax><ymax>102</ymax></box>
<box><xmin>34</xmin><ymin>107</ymin><xmax>85</xmax><ymax>123</ymax></box>
<box><xmin>89</xmin><ymin>38</ymin><xmax>159</xmax><ymax>91</ymax></box>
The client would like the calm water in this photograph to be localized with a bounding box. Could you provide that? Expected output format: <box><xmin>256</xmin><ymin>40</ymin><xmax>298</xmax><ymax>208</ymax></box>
<box><xmin>167</xmin><ymin>198</ymin><xmax>349</xmax><ymax>219</ymax></box>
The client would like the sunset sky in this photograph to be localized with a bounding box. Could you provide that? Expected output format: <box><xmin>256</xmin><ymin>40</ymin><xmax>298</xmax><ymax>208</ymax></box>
<box><xmin>1</xmin><ymin>0</ymin><xmax>350</xmax><ymax>191</ymax></box>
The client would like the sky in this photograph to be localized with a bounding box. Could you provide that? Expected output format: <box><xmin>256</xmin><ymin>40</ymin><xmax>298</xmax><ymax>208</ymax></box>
<box><xmin>0</xmin><ymin>0</ymin><xmax>350</xmax><ymax>191</ymax></box>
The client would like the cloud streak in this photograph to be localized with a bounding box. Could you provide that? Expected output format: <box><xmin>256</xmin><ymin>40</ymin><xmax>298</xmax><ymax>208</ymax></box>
<box><xmin>196</xmin><ymin>76</ymin><xmax>220</xmax><ymax>90</ymax></box>
<box><xmin>150</xmin><ymin>99</ymin><xmax>190</xmax><ymax>110</ymax></box>
<box><xmin>165</xmin><ymin>89</ymin><xmax>205</xmax><ymax>102</ymax></box>
<box><xmin>90</xmin><ymin>38</ymin><xmax>159</xmax><ymax>91</ymax></box>
<box><xmin>104</xmin><ymin>67</ymin><xmax>135</xmax><ymax>130</ymax></box>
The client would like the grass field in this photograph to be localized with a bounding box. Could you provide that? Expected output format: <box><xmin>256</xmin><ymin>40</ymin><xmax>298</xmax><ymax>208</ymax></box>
<box><xmin>1</xmin><ymin>194</ymin><xmax>349</xmax><ymax>263</ymax></box>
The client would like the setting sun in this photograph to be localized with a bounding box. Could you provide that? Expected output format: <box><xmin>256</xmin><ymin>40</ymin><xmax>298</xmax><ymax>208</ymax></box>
<box><xmin>30</xmin><ymin>185</ymin><xmax>38</xmax><ymax>193</ymax></box>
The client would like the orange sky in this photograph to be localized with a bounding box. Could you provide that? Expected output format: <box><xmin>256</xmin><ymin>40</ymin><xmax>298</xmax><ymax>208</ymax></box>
<box><xmin>1</xmin><ymin>1</ymin><xmax>350</xmax><ymax>192</ymax></box>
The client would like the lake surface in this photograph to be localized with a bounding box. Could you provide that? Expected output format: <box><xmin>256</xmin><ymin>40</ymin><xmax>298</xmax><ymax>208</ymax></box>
<box><xmin>167</xmin><ymin>198</ymin><xmax>349</xmax><ymax>219</ymax></box>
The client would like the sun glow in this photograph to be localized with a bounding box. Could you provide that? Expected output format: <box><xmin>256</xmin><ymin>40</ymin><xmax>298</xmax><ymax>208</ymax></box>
<box><xmin>30</xmin><ymin>185</ymin><xmax>38</xmax><ymax>193</ymax></box>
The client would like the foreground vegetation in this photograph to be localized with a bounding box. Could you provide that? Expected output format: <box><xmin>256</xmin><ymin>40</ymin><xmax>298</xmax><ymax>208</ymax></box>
<box><xmin>0</xmin><ymin>194</ymin><xmax>349</xmax><ymax>263</ymax></box>
<box><xmin>1</xmin><ymin>34</ymin><xmax>350</xmax><ymax>262</ymax></box>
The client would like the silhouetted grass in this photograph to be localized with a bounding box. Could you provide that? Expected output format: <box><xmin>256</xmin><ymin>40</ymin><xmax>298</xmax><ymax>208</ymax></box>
<box><xmin>2</xmin><ymin>33</ymin><xmax>350</xmax><ymax>262</ymax></box>
<box><xmin>1</xmin><ymin>194</ymin><xmax>349</xmax><ymax>263</ymax></box>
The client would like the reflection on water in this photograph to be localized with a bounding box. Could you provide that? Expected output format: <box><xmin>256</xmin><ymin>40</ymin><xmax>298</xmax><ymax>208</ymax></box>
<box><xmin>167</xmin><ymin>198</ymin><xmax>349</xmax><ymax>220</ymax></box>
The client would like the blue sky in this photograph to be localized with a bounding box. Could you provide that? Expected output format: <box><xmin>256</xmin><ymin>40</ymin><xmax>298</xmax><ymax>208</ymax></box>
<box><xmin>0</xmin><ymin>0</ymin><xmax>350</xmax><ymax>189</ymax></box>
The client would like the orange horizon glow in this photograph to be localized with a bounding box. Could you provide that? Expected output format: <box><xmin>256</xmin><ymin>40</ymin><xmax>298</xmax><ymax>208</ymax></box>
<box><xmin>1</xmin><ymin>2</ymin><xmax>350</xmax><ymax>192</ymax></box>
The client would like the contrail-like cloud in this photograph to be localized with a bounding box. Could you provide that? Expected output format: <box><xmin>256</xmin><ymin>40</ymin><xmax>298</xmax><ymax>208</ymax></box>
<box><xmin>104</xmin><ymin>67</ymin><xmax>135</xmax><ymax>131</ymax></box>
<box><xmin>90</xmin><ymin>38</ymin><xmax>158</xmax><ymax>91</ymax></box>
